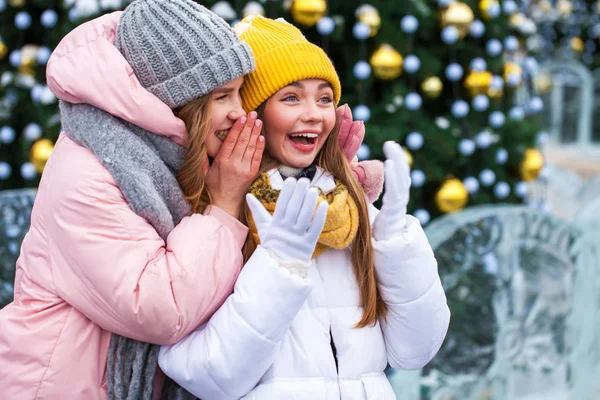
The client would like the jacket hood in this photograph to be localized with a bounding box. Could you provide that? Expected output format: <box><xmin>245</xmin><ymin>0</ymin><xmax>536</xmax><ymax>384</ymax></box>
<box><xmin>46</xmin><ymin>11</ymin><xmax>188</xmax><ymax>147</ymax></box>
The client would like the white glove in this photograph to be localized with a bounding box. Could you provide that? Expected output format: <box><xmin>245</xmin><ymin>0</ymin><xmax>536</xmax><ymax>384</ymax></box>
<box><xmin>246</xmin><ymin>177</ymin><xmax>328</xmax><ymax>264</ymax></box>
<box><xmin>373</xmin><ymin>141</ymin><xmax>412</xmax><ymax>241</ymax></box>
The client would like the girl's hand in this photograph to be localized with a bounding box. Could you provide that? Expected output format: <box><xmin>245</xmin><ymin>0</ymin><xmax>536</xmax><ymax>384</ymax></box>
<box><xmin>372</xmin><ymin>141</ymin><xmax>412</xmax><ymax>241</ymax></box>
<box><xmin>336</xmin><ymin>104</ymin><xmax>364</xmax><ymax>162</ymax></box>
<box><xmin>246</xmin><ymin>178</ymin><xmax>328</xmax><ymax>264</ymax></box>
<box><xmin>205</xmin><ymin>112</ymin><xmax>265</xmax><ymax>219</ymax></box>
<box><xmin>336</xmin><ymin>104</ymin><xmax>384</xmax><ymax>203</ymax></box>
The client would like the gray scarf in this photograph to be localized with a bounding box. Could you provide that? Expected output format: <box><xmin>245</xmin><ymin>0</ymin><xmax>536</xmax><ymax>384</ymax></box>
<box><xmin>59</xmin><ymin>101</ymin><xmax>196</xmax><ymax>400</ymax></box>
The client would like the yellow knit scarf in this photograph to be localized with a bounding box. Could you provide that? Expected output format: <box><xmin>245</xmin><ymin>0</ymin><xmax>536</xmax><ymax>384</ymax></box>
<box><xmin>247</xmin><ymin>172</ymin><xmax>359</xmax><ymax>259</ymax></box>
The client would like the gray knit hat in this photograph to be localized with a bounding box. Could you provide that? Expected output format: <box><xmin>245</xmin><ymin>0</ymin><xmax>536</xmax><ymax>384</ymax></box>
<box><xmin>116</xmin><ymin>0</ymin><xmax>255</xmax><ymax>109</ymax></box>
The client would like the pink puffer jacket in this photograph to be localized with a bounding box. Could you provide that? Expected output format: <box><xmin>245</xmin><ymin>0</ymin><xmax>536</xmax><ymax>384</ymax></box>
<box><xmin>0</xmin><ymin>12</ymin><xmax>247</xmax><ymax>399</ymax></box>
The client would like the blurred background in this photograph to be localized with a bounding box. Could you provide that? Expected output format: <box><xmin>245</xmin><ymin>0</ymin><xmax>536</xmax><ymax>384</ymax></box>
<box><xmin>1</xmin><ymin>0</ymin><xmax>599</xmax><ymax>399</ymax></box>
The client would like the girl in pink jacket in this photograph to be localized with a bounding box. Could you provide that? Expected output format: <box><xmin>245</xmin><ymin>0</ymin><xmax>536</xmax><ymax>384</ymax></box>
<box><xmin>0</xmin><ymin>2</ymin><xmax>381</xmax><ymax>399</ymax></box>
<box><xmin>0</xmin><ymin>0</ymin><xmax>262</xmax><ymax>398</ymax></box>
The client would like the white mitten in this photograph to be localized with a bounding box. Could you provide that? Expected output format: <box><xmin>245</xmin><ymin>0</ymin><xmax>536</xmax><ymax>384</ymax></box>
<box><xmin>246</xmin><ymin>177</ymin><xmax>328</xmax><ymax>265</ymax></box>
<box><xmin>372</xmin><ymin>141</ymin><xmax>412</xmax><ymax>241</ymax></box>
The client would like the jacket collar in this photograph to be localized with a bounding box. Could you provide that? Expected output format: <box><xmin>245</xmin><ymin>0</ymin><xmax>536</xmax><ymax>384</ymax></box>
<box><xmin>266</xmin><ymin>166</ymin><xmax>336</xmax><ymax>194</ymax></box>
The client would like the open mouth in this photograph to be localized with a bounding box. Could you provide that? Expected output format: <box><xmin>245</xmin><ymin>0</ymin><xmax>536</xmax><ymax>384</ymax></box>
<box><xmin>214</xmin><ymin>130</ymin><xmax>228</xmax><ymax>141</ymax></box>
<box><xmin>287</xmin><ymin>133</ymin><xmax>318</xmax><ymax>150</ymax></box>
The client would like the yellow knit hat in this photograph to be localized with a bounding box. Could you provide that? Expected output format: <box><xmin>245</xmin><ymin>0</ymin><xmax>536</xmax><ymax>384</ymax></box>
<box><xmin>234</xmin><ymin>16</ymin><xmax>341</xmax><ymax>112</ymax></box>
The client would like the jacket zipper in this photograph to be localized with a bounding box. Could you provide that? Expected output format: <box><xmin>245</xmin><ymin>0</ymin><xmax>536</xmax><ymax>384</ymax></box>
<box><xmin>330</xmin><ymin>329</ymin><xmax>339</xmax><ymax>373</ymax></box>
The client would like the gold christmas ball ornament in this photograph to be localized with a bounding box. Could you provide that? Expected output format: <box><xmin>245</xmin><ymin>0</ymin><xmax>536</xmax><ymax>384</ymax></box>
<box><xmin>403</xmin><ymin>147</ymin><xmax>413</xmax><ymax>168</ymax></box>
<box><xmin>520</xmin><ymin>148</ymin><xmax>544</xmax><ymax>182</ymax></box>
<box><xmin>18</xmin><ymin>44</ymin><xmax>40</xmax><ymax>77</ymax></box>
<box><xmin>570</xmin><ymin>36</ymin><xmax>584</xmax><ymax>52</ymax></box>
<box><xmin>18</xmin><ymin>57</ymin><xmax>36</xmax><ymax>77</ymax></box>
<box><xmin>435</xmin><ymin>178</ymin><xmax>469</xmax><ymax>213</ymax></box>
<box><xmin>509</xmin><ymin>12</ymin><xmax>525</xmax><ymax>27</ymax></box>
<box><xmin>370</xmin><ymin>44</ymin><xmax>403</xmax><ymax>80</ymax></box>
<box><xmin>557</xmin><ymin>0</ymin><xmax>573</xmax><ymax>15</ymax></box>
<box><xmin>8</xmin><ymin>0</ymin><xmax>25</xmax><ymax>6</ymax></box>
<box><xmin>503</xmin><ymin>62</ymin><xmax>522</xmax><ymax>85</ymax></box>
<box><xmin>291</xmin><ymin>0</ymin><xmax>327</xmax><ymax>27</ymax></box>
<box><xmin>355</xmin><ymin>4</ymin><xmax>381</xmax><ymax>37</ymax></box>
<box><xmin>538</xmin><ymin>0</ymin><xmax>552</xmax><ymax>13</ymax></box>
<box><xmin>0</xmin><ymin>42</ymin><xmax>8</xmax><ymax>60</ymax></box>
<box><xmin>479</xmin><ymin>0</ymin><xmax>500</xmax><ymax>20</ymax></box>
<box><xmin>487</xmin><ymin>87</ymin><xmax>503</xmax><ymax>98</ymax></box>
<box><xmin>421</xmin><ymin>76</ymin><xmax>443</xmax><ymax>99</ymax></box>
<box><xmin>465</xmin><ymin>70</ymin><xmax>493</xmax><ymax>97</ymax></box>
<box><xmin>440</xmin><ymin>2</ymin><xmax>474</xmax><ymax>39</ymax></box>
<box><xmin>21</xmin><ymin>44</ymin><xmax>40</xmax><ymax>59</ymax></box>
<box><xmin>30</xmin><ymin>138</ymin><xmax>55</xmax><ymax>174</ymax></box>
<box><xmin>534</xmin><ymin>73</ymin><xmax>552</xmax><ymax>93</ymax></box>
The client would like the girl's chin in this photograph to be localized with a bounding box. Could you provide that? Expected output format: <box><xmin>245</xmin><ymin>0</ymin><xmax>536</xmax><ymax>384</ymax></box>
<box><xmin>287</xmin><ymin>162</ymin><xmax>313</xmax><ymax>169</ymax></box>
<box><xmin>281</xmin><ymin>153</ymin><xmax>317</xmax><ymax>168</ymax></box>
<box><xmin>277</xmin><ymin>143</ymin><xmax>320</xmax><ymax>168</ymax></box>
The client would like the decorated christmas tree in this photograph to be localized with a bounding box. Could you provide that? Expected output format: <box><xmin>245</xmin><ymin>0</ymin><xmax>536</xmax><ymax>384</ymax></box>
<box><xmin>1</xmin><ymin>0</ymin><xmax>546</xmax><ymax>223</ymax></box>
<box><xmin>0</xmin><ymin>0</ymin><xmax>124</xmax><ymax>191</ymax></box>
<box><xmin>270</xmin><ymin>0</ymin><xmax>546</xmax><ymax>224</ymax></box>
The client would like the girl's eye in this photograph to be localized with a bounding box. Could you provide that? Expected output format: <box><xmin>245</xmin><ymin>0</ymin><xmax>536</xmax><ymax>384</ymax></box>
<box><xmin>282</xmin><ymin>95</ymin><xmax>298</xmax><ymax>102</ymax></box>
<box><xmin>215</xmin><ymin>95</ymin><xmax>227</xmax><ymax>101</ymax></box>
<box><xmin>319</xmin><ymin>96</ymin><xmax>333</xmax><ymax>103</ymax></box>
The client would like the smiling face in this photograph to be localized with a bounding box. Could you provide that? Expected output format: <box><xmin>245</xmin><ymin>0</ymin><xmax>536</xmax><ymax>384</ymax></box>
<box><xmin>205</xmin><ymin>76</ymin><xmax>246</xmax><ymax>158</ymax></box>
<box><xmin>260</xmin><ymin>79</ymin><xmax>336</xmax><ymax>168</ymax></box>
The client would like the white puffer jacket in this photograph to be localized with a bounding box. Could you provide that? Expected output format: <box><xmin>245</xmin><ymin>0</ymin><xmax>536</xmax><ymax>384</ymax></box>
<box><xmin>159</xmin><ymin>168</ymin><xmax>450</xmax><ymax>400</ymax></box>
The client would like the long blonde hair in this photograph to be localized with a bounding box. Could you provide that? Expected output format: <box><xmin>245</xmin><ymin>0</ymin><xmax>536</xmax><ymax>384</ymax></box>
<box><xmin>176</xmin><ymin>95</ymin><xmax>213</xmax><ymax>213</ymax></box>
<box><xmin>242</xmin><ymin>103</ymin><xmax>387</xmax><ymax>328</ymax></box>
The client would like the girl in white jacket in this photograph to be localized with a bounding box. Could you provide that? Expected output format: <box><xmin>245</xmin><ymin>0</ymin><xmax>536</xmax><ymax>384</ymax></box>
<box><xmin>159</xmin><ymin>16</ymin><xmax>450</xmax><ymax>400</ymax></box>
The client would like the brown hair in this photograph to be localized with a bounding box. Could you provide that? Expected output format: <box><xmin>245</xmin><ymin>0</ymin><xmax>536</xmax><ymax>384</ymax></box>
<box><xmin>242</xmin><ymin>102</ymin><xmax>387</xmax><ymax>328</ymax></box>
<box><xmin>175</xmin><ymin>94</ymin><xmax>213</xmax><ymax>213</ymax></box>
